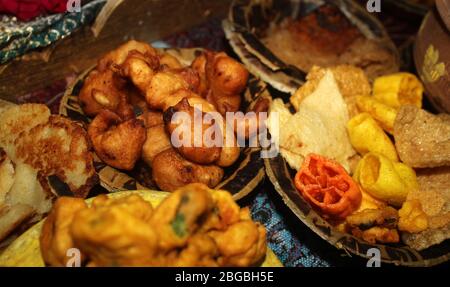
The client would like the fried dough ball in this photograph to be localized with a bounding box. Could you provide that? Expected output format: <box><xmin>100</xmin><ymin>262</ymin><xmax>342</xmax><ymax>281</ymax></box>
<box><xmin>152</xmin><ymin>148</ymin><xmax>224</xmax><ymax>192</ymax></box>
<box><xmin>192</xmin><ymin>51</ymin><xmax>249</xmax><ymax>115</ymax></box>
<box><xmin>164</xmin><ymin>98</ymin><xmax>221</xmax><ymax>165</ymax></box>
<box><xmin>119</xmin><ymin>50</ymin><xmax>159</xmax><ymax>93</ymax></box>
<box><xmin>70</xmin><ymin>195</ymin><xmax>159</xmax><ymax>267</ymax></box>
<box><xmin>209</xmin><ymin>220</ymin><xmax>267</xmax><ymax>267</ymax></box>
<box><xmin>88</xmin><ymin>110</ymin><xmax>146</xmax><ymax>170</ymax></box>
<box><xmin>159</xmin><ymin>53</ymin><xmax>183</xmax><ymax>70</ymax></box>
<box><xmin>141</xmin><ymin>124</ymin><xmax>171</xmax><ymax>166</ymax></box>
<box><xmin>97</xmin><ymin>40</ymin><xmax>158</xmax><ymax>72</ymax></box>
<box><xmin>150</xmin><ymin>183</ymin><xmax>214</xmax><ymax>251</ymax></box>
<box><xmin>138</xmin><ymin>110</ymin><xmax>164</xmax><ymax>128</ymax></box>
<box><xmin>79</xmin><ymin>69</ymin><xmax>134</xmax><ymax>119</ymax></box>
<box><xmin>40</xmin><ymin>197</ymin><xmax>88</xmax><ymax>267</ymax></box>
<box><xmin>145</xmin><ymin>71</ymin><xmax>192</xmax><ymax>110</ymax></box>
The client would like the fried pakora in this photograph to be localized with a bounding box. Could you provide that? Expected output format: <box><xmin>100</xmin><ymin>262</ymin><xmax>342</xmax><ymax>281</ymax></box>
<box><xmin>141</xmin><ymin>124</ymin><xmax>171</xmax><ymax>166</ymax></box>
<box><xmin>40</xmin><ymin>184</ymin><xmax>267</xmax><ymax>267</ymax></box>
<box><xmin>88</xmin><ymin>110</ymin><xmax>146</xmax><ymax>170</ymax></box>
<box><xmin>79</xmin><ymin>69</ymin><xmax>134</xmax><ymax>120</ymax></box>
<box><xmin>40</xmin><ymin>197</ymin><xmax>88</xmax><ymax>267</ymax></box>
<box><xmin>152</xmin><ymin>148</ymin><xmax>224</xmax><ymax>192</ymax></box>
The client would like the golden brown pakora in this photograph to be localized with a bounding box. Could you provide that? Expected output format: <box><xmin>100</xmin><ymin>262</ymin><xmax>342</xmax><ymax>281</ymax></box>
<box><xmin>40</xmin><ymin>197</ymin><xmax>88</xmax><ymax>267</ymax></box>
<box><xmin>152</xmin><ymin>148</ymin><xmax>224</xmax><ymax>192</ymax></box>
<box><xmin>88</xmin><ymin>110</ymin><xmax>146</xmax><ymax>170</ymax></box>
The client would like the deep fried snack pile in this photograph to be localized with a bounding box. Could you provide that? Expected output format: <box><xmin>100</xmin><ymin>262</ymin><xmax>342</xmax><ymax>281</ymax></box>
<box><xmin>80</xmin><ymin>41</ymin><xmax>256</xmax><ymax>191</ymax></box>
<box><xmin>40</xmin><ymin>184</ymin><xmax>267</xmax><ymax>267</ymax></box>
<box><xmin>0</xmin><ymin>104</ymin><xmax>97</xmax><ymax>243</ymax></box>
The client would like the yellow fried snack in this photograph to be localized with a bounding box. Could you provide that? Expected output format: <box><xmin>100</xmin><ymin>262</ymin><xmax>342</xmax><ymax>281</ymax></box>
<box><xmin>70</xmin><ymin>196</ymin><xmax>159</xmax><ymax>267</ymax></box>
<box><xmin>373</xmin><ymin>72</ymin><xmax>423</xmax><ymax>109</ymax></box>
<box><xmin>39</xmin><ymin>197</ymin><xmax>88</xmax><ymax>267</ymax></box>
<box><xmin>398</xmin><ymin>199</ymin><xmax>429</xmax><ymax>233</ymax></box>
<box><xmin>347</xmin><ymin>113</ymin><xmax>398</xmax><ymax>162</ymax></box>
<box><xmin>355</xmin><ymin>96</ymin><xmax>397</xmax><ymax>134</ymax></box>
<box><xmin>354</xmin><ymin>153</ymin><xmax>419</xmax><ymax>206</ymax></box>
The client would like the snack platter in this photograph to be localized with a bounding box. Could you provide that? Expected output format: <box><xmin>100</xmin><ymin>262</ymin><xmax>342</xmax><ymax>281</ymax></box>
<box><xmin>0</xmin><ymin>0</ymin><xmax>448</xmax><ymax>268</ymax></box>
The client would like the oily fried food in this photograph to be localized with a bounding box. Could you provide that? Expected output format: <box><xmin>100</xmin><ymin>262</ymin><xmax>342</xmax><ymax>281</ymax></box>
<box><xmin>119</xmin><ymin>50</ymin><xmax>159</xmax><ymax>93</ymax></box>
<box><xmin>164</xmin><ymin>98</ymin><xmax>221</xmax><ymax>165</ymax></box>
<box><xmin>40</xmin><ymin>184</ymin><xmax>267</xmax><ymax>267</ymax></box>
<box><xmin>71</xmin><ymin>196</ymin><xmax>159</xmax><ymax>267</ymax></box>
<box><xmin>40</xmin><ymin>197</ymin><xmax>88</xmax><ymax>267</ymax></box>
<box><xmin>192</xmin><ymin>51</ymin><xmax>248</xmax><ymax>115</ymax></box>
<box><xmin>79</xmin><ymin>69</ymin><xmax>134</xmax><ymax>119</ymax></box>
<box><xmin>152</xmin><ymin>148</ymin><xmax>224</xmax><ymax>192</ymax></box>
<box><xmin>346</xmin><ymin>207</ymin><xmax>400</xmax><ymax>244</ymax></box>
<box><xmin>150</xmin><ymin>183</ymin><xmax>214</xmax><ymax>251</ymax></box>
<box><xmin>97</xmin><ymin>40</ymin><xmax>158</xmax><ymax>72</ymax></box>
<box><xmin>141</xmin><ymin>124</ymin><xmax>171</xmax><ymax>166</ymax></box>
<box><xmin>88</xmin><ymin>110</ymin><xmax>146</xmax><ymax>170</ymax></box>
<box><xmin>394</xmin><ymin>105</ymin><xmax>450</xmax><ymax>168</ymax></box>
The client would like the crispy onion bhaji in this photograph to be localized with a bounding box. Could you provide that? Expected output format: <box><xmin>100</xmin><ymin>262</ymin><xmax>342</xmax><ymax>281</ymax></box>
<box><xmin>88</xmin><ymin>110</ymin><xmax>146</xmax><ymax>170</ymax></box>
<box><xmin>40</xmin><ymin>197</ymin><xmax>88</xmax><ymax>267</ymax></box>
<box><xmin>40</xmin><ymin>184</ymin><xmax>267</xmax><ymax>267</ymax></box>
<box><xmin>152</xmin><ymin>148</ymin><xmax>224</xmax><ymax>192</ymax></box>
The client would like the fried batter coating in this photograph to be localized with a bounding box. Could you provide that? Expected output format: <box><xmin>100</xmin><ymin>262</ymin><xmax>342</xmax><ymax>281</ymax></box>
<box><xmin>193</xmin><ymin>51</ymin><xmax>249</xmax><ymax>115</ymax></box>
<box><xmin>351</xmin><ymin>226</ymin><xmax>400</xmax><ymax>244</ymax></box>
<box><xmin>40</xmin><ymin>197</ymin><xmax>88</xmax><ymax>267</ymax></box>
<box><xmin>71</xmin><ymin>197</ymin><xmax>159</xmax><ymax>267</ymax></box>
<box><xmin>97</xmin><ymin>40</ymin><xmax>158</xmax><ymax>72</ymax></box>
<box><xmin>120</xmin><ymin>50</ymin><xmax>159</xmax><ymax>93</ymax></box>
<box><xmin>150</xmin><ymin>183</ymin><xmax>214</xmax><ymax>251</ymax></box>
<box><xmin>168</xmin><ymin>233</ymin><xmax>219</xmax><ymax>267</ymax></box>
<box><xmin>152</xmin><ymin>148</ymin><xmax>224</xmax><ymax>192</ymax></box>
<box><xmin>201</xmin><ymin>190</ymin><xmax>241</xmax><ymax>232</ymax></box>
<box><xmin>159</xmin><ymin>53</ymin><xmax>183</xmax><ymax>70</ymax></box>
<box><xmin>141</xmin><ymin>124</ymin><xmax>171</xmax><ymax>166</ymax></box>
<box><xmin>79</xmin><ymin>69</ymin><xmax>134</xmax><ymax>119</ymax></box>
<box><xmin>209</xmin><ymin>220</ymin><xmax>267</xmax><ymax>267</ymax></box>
<box><xmin>88</xmin><ymin>110</ymin><xmax>146</xmax><ymax>170</ymax></box>
<box><xmin>346</xmin><ymin>207</ymin><xmax>400</xmax><ymax>244</ymax></box>
<box><xmin>145</xmin><ymin>71</ymin><xmax>192</xmax><ymax>110</ymax></box>
<box><xmin>346</xmin><ymin>207</ymin><xmax>399</xmax><ymax>230</ymax></box>
<box><xmin>164</xmin><ymin>98</ymin><xmax>221</xmax><ymax>165</ymax></box>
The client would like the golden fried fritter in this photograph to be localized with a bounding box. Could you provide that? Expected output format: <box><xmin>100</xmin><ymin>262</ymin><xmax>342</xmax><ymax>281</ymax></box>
<box><xmin>209</xmin><ymin>220</ymin><xmax>267</xmax><ymax>267</ymax></box>
<box><xmin>88</xmin><ymin>110</ymin><xmax>146</xmax><ymax>170</ymax></box>
<box><xmin>141</xmin><ymin>124</ymin><xmax>171</xmax><ymax>166</ymax></box>
<box><xmin>79</xmin><ymin>69</ymin><xmax>133</xmax><ymax>120</ymax></box>
<box><xmin>152</xmin><ymin>148</ymin><xmax>224</xmax><ymax>192</ymax></box>
<box><xmin>168</xmin><ymin>233</ymin><xmax>219</xmax><ymax>267</ymax></box>
<box><xmin>159</xmin><ymin>53</ymin><xmax>183</xmax><ymax>70</ymax></box>
<box><xmin>192</xmin><ymin>51</ymin><xmax>248</xmax><ymax>115</ymax></box>
<box><xmin>97</xmin><ymin>40</ymin><xmax>158</xmax><ymax>72</ymax></box>
<box><xmin>71</xmin><ymin>197</ymin><xmax>159</xmax><ymax>267</ymax></box>
<box><xmin>40</xmin><ymin>197</ymin><xmax>88</xmax><ymax>267</ymax></box>
<box><xmin>351</xmin><ymin>226</ymin><xmax>400</xmax><ymax>244</ymax></box>
<box><xmin>119</xmin><ymin>50</ymin><xmax>159</xmax><ymax>93</ymax></box>
<box><xmin>150</xmin><ymin>183</ymin><xmax>213</xmax><ymax>251</ymax></box>
<box><xmin>164</xmin><ymin>98</ymin><xmax>221</xmax><ymax>165</ymax></box>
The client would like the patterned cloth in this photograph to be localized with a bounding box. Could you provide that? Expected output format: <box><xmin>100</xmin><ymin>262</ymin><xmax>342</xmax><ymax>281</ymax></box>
<box><xmin>0</xmin><ymin>0</ymin><xmax>105</xmax><ymax>64</ymax></box>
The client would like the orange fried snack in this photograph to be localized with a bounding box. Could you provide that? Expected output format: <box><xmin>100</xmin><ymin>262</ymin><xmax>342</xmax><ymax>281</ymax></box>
<box><xmin>294</xmin><ymin>154</ymin><xmax>362</xmax><ymax>220</ymax></box>
<box><xmin>40</xmin><ymin>197</ymin><xmax>88</xmax><ymax>267</ymax></box>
